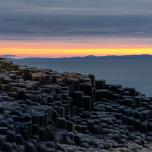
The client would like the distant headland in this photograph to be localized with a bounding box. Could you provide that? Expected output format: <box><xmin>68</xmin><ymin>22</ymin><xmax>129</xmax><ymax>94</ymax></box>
<box><xmin>1</xmin><ymin>54</ymin><xmax>152</xmax><ymax>62</ymax></box>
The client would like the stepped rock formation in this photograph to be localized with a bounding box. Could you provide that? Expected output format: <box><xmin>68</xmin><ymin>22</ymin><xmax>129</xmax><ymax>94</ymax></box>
<box><xmin>0</xmin><ymin>58</ymin><xmax>152</xmax><ymax>152</ymax></box>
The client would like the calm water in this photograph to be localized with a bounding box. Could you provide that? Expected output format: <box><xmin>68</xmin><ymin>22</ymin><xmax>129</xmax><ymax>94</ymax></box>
<box><xmin>13</xmin><ymin>59</ymin><xmax>152</xmax><ymax>97</ymax></box>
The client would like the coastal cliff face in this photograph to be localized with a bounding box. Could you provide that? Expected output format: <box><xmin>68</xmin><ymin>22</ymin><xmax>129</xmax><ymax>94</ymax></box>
<box><xmin>0</xmin><ymin>58</ymin><xmax>152</xmax><ymax>152</ymax></box>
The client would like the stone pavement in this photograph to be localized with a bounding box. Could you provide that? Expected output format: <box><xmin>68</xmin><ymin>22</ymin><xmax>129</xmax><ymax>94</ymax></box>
<box><xmin>0</xmin><ymin>58</ymin><xmax>152</xmax><ymax>152</ymax></box>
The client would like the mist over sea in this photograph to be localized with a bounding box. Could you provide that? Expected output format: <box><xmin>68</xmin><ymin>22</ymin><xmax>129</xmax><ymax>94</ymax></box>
<box><xmin>12</xmin><ymin>59</ymin><xmax>152</xmax><ymax>97</ymax></box>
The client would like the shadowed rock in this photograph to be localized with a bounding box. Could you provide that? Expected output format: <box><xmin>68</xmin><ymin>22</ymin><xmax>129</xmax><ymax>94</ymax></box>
<box><xmin>0</xmin><ymin>58</ymin><xmax>151</xmax><ymax>152</ymax></box>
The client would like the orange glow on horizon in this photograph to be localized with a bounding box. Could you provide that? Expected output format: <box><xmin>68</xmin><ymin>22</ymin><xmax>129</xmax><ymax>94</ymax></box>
<box><xmin>0</xmin><ymin>48</ymin><xmax>152</xmax><ymax>58</ymax></box>
<box><xmin>0</xmin><ymin>39</ymin><xmax>152</xmax><ymax>57</ymax></box>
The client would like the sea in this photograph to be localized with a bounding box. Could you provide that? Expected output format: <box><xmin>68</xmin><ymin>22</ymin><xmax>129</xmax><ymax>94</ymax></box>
<box><xmin>12</xmin><ymin>59</ymin><xmax>152</xmax><ymax>97</ymax></box>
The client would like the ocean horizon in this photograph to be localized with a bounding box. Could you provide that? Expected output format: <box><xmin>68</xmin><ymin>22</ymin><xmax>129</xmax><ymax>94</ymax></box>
<box><xmin>12</xmin><ymin>57</ymin><xmax>152</xmax><ymax>97</ymax></box>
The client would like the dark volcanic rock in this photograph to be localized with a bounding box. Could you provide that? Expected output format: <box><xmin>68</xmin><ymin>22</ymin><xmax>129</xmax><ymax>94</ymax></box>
<box><xmin>0</xmin><ymin>58</ymin><xmax>151</xmax><ymax>152</ymax></box>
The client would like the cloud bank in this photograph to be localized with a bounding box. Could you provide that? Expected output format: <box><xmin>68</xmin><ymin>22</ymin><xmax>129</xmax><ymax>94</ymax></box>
<box><xmin>0</xmin><ymin>0</ymin><xmax>152</xmax><ymax>39</ymax></box>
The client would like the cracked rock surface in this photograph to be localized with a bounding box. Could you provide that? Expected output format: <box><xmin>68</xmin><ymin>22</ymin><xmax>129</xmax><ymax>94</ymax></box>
<box><xmin>0</xmin><ymin>58</ymin><xmax>152</xmax><ymax>152</ymax></box>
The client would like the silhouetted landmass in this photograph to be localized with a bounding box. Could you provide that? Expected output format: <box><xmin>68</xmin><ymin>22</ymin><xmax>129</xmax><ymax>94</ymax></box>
<box><xmin>5</xmin><ymin>54</ymin><xmax>152</xmax><ymax>63</ymax></box>
<box><xmin>6</xmin><ymin>54</ymin><xmax>152</xmax><ymax>62</ymax></box>
<box><xmin>1</xmin><ymin>55</ymin><xmax>18</xmax><ymax>59</ymax></box>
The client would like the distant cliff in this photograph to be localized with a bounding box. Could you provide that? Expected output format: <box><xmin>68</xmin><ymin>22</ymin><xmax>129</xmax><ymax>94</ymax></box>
<box><xmin>5</xmin><ymin>54</ymin><xmax>152</xmax><ymax>63</ymax></box>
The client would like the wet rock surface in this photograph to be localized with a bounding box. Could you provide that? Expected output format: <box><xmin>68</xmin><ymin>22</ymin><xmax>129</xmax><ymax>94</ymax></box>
<box><xmin>0</xmin><ymin>58</ymin><xmax>152</xmax><ymax>151</ymax></box>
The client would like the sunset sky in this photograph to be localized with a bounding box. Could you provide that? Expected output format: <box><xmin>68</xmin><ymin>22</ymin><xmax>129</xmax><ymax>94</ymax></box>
<box><xmin>1</xmin><ymin>0</ymin><xmax>152</xmax><ymax>58</ymax></box>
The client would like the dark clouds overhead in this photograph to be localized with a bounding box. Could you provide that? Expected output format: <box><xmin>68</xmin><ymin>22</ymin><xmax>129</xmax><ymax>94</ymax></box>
<box><xmin>0</xmin><ymin>0</ymin><xmax>152</xmax><ymax>39</ymax></box>
<box><xmin>1</xmin><ymin>0</ymin><xmax>152</xmax><ymax>15</ymax></box>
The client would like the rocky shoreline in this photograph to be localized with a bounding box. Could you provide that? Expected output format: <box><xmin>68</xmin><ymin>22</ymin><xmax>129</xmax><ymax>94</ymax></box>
<box><xmin>0</xmin><ymin>58</ymin><xmax>152</xmax><ymax>152</ymax></box>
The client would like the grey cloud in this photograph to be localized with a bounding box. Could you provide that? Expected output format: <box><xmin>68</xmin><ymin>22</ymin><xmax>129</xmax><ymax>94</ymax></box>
<box><xmin>0</xmin><ymin>0</ymin><xmax>152</xmax><ymax>39</ymax></box>
<box><xmin>0</xmin><ymin>0</ymin><xmax>152</xmax><ymax>15</ymax></box>
<box><xmin>1</xmin><ymin>14</ymin><xmax>152</xmax><ymax>37</ymax></box>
